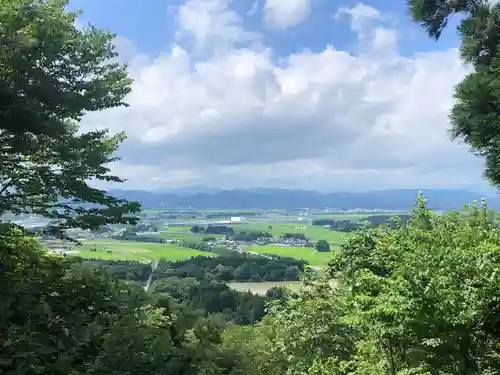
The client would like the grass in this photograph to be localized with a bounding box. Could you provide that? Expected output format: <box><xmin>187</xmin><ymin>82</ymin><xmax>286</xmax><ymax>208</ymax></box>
<box><xmin>141</xmin><ymin>209</ymin><xmax>170</xmax><ymax>214</ymax></box>
<box><xmin>156</xmin><ymin>226</ymin><xmax>225</xmax><ymax>242</ymax></box>
<box><xmin>227</xmin><ymin>281</ymin><xmax>302</xmax><ymax>296</ymax></box>
<box><xmin>245</xmin><ymin>244</ymin><xmax>334</xmax><ymax>266</ymax></box>
<box><xmin>141</xmin><ymin>209</ymin><xmax>264</xmax><ymax>214</ymax></box>
<box><xmin>76</xmin><ymin>240</ymin><xmax>215</xmax><ymax>262</ymax></box>
<box><xmin>231</xmin><ymin>222</ymin><xmax>348</xmax><ymax>243</ymax></box>
<box><xmin>313</xmin><ymin>211</ymin><xmax>408</xmax><ymax>220</ymax></box>
<box><xmin>155</xmin><ymin>221</ymin><xmax>350</xmax><ymax>245</ymax></box>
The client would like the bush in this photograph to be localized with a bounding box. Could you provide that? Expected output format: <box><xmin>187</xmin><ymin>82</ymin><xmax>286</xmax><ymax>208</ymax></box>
<box><xmin>315</xmin><ymin>240</ymin><xmax>330</xmax><ymax>252</ymax></box>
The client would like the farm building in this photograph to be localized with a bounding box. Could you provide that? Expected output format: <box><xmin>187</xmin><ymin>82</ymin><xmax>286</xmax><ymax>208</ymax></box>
<box><xmin>230</xmin><ymin>217</ymin><xmax>248</xmax><ymax>223</ymax></box>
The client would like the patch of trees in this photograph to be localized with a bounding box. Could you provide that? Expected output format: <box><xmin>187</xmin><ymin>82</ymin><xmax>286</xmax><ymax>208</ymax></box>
<box><xmin>159</xmin><ymin>254</ymin><xmax>305</xmax><ymax>282</ymax></box>
<box><xmin>202</xmin><ymin>236</ymin><xmax>217</xmax><ymax>242</ymax></box>
<box><xmin>88</xmin><ymin>253</ymin><xmax>306</xmax><ymax>283</ymax></box>
<box><xmin>312</xmin><ymin>219</ymin><xmax>337</xmax><ymax>226</ymax></box>
<box><xmin>130</xmin><ymin>223</ymin><xmax>158</xmax><ymax>232</ymax></box>
<box><xmin>330</xmin><ymin>220</ymin><xmax>362</xmax><ymax>232</ymax></box>
<box><xmin>191</xmin><ymin>225</ymin><xmax>234</xmax><ymax>235</ymax></box>
<box><xmin>360</xmin><ymin>214</ymin><xmax>411</xmax><ymax>228</ymax></box>
<box><xmin>179</xmin><ymin>241</ymin><xmax>211</xmax><ymax>252</ymax></box>
<box><xmin>281</xmin><ymin>233</ymin><xmax>307</xmax><ymax>240</ymax></box>
<box><xmin>232</xmin><ymin>231</ymin><xmax>272</xmax><ymax>241</ymax></box>
<box><xmin>315</xmin><ymin>239</ymin><xmax>331</xmax><ymax>252</ymax></box>
<box><xmin>312</xmin><ymin>219</ymin><xmax>362</xmax><ymax>232</ymax></box>
<box><xmin>152</xmin><ymin>277</ymin><xmax>268</xmax><ymax>325</ymax></box>
<box><xmin>112</xmin><ymin>233</ymin><xmax>165</xmax><ymax>243</ymax></box>
<box><xmin>313</xmin><ymin>216</ymin><xmax>411</xmax><ymax>232</ymax></box>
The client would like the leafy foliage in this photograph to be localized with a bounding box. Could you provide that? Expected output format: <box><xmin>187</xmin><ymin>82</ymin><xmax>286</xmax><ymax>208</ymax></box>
<box><xmin>315</xmin><ymin>239</ymin><xmax>330</xmax><ymax>252</ymax></box>
<box><xmin>0</xmin><ymin>0</ymin><xmax>130</xmax><ymax>138</ymax></box>
<box><xmin>227</xmin><ymin>195</ymin><xmax>500</xmax><ymax>374</ymax></box>
<box><xmin>0</xmin><ymin>0</ymin><xmax>140</xmax><ymax>234</ymax></box>
<box><xmin>0</xmin><ymin>227</ymin><xmax>213</xmax><ymax>375</ymax></box>
<box><xmin>409</xmin><ymin>0</ymin><xmax>500</xmax><ymax>187</ymax></box>
<box><xmin>85</xmin><ymin>253</ymin><xmax>306</xmax><ymax>283</ymax></box>
<box><xmin>407</xmin><ymin>0</ymin><xmax>483</xmax><ymax>41</ymax></box>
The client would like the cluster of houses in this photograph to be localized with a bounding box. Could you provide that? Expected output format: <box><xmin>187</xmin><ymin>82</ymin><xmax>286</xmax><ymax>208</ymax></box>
<box><xmin>204</xmin><ymin>235</ymin><xmax>312</xmax><ymax>248</ymax></box>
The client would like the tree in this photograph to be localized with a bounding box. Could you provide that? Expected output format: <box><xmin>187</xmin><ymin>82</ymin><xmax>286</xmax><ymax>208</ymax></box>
<box><xmin>234</xmin><ymin>263</ymin><xmax>253</xmax><ymax>281</ymax></box>
<box><xmin>0</xmin><ymin>0</ymin><xmax>139</xmax><ymax>234</ymax></box>
<box><xmin>408</xmin><ymin>0</ymin><xmax>500</xmax><ymax>188</ymax></box>
<box><xmin>229</xmin><ymin>196</ymin><xmax>500</xmax><ymax>375</ymax></box>
<box><xmin>315</xmin><ymin>240</ymin><xmax>330</xmax><ymax>252</ymax></box>
<box><xmin>0</xmin><ymin>226</ymin><xmax>203</xmax><ymax>375</ymax></box>
<box><xmin>0</xmin><ymin>0</ymin><xmax>130</xmax><ymax>142</ymax></box>
<box><xmin>325</xmin><ymin>195</ymin><xmax>500</xmax><ymax>374</ymax></box>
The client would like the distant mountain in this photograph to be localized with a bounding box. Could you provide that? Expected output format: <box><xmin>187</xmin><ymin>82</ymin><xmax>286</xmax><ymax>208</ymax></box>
<box><xmin>108</xmin><ymin>188</ymin><xmax>500</xmax><ymax>210</ymax></box>
<box><xmin>153</xmin><ymin>185</ymin><xmax>223</xmax><ymax>196</ymax></box>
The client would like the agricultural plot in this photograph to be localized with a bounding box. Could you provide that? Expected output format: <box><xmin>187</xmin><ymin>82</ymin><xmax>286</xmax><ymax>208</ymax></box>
<box><xmin>77</xmin><ymin>240</ymin><xmax>215</xmax><ymax>262</ymax></box>
<box><xmin>156</xmin><ymin>228</ymin><xmax>225</xmax><ymax>242</ymax></box>
<box><xmin>245</xmin><ymin>245</ymin><xmax>334</xmax><ymax>266</ymax></box>
<box><xmin>313</xmin><ymin>211</ymin><xmax>408</xmax><ymax>220</ymax></box>
<box><xmin>231</xmin><ymin>222</ymin><xmax>348</xmax><ymax>243</ymax></box>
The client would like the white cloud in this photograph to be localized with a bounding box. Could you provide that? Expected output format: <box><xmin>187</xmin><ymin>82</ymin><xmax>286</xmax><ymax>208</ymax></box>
<box><xmin>176</xmin><ymin>0</ymin><xmax>258</xmax><ymax>52</ymax></box>
<box><xmin>81</xmin><ymin>0</ymin><xmax>486</xmax><ymax>191</ymax></box>
<box><xmin>336</xmin><ymin>3</ymin><xmax>381</xmax><ymax>32</ymax></box>
<box><xmin>264</xmin><ymin>0</ymin><xmax>311</xmax><ymax>29</ymax></box>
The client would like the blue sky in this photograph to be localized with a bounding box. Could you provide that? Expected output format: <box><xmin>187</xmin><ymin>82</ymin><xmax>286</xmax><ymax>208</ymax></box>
<box><xmin>74</xmin><ymin>0</ymin><xmax>490</xmax><ymax>192</ymax></box>
<box><xmin>71</xmin><ymin>0</ymin><xmax>461</xmax><ymax>57</ymax></box>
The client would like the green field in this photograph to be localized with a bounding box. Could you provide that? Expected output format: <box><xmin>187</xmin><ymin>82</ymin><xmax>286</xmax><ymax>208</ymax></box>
<box><xmin>141</xmin><ymin>209</ymin><xmax>263</xmax><ymax>214</ymax></box>
<box><xmin>157</xmin><ymin>226</ymin><xmax>225</xmax><ymax>242</ymax></box>
<box><xmin>158</xmin><ymin>221</ymin><xmax>351</xmax><ymax>245</ymax></box>
<box><xmin>227</xmin><ymin>281</ymin><xmax>302</xmax><ymax>295</ymax></box>
<box><xmin>141</xmin><ymin>209</ymin><xmax>170</xmax><ymax>214</ymax></box>
<box><xmin>230</xmin><ymin>222</ymin><xmax>348</xmax><ymax>243</ymax></box>
<box><xmin>245</xmin><ymin>244</ymin><xmax>334</xmax><ymax>266</ymax></box>
<box><xmin>312</xmin><ymin>211</ymin><xmax>408</xmax><ymax>220</ymax></box>
<box><xmin>77</xmin><ymin>240</ymin><xmax>215</xmax><ymax>262</ymax></box>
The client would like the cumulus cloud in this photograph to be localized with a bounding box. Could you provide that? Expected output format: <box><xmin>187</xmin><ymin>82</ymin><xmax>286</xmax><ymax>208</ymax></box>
<box><xmin>175</xmin><ymin>0</ymin><xmax>258</xmax><ymax>52</ymax></box>
<box><xmin>264</xmin><ymin>0</ymin><xmax>311</xmax><ymax>29</ymax></box>
<box><xmin>82</xmin><ymin>0</ymin><xmax>486</xmax><ymax>191</ymax></box>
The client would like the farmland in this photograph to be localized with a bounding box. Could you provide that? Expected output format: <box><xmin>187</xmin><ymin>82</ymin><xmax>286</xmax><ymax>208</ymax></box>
<box><xmin>42</xmin><ymin>208</ymin><xmax>405</xmax><ymax>266</ymax></box>
<box><xmin>230</xmin><ymin>222</ymin><xmax>348</xmax><ymax>243</ymax></box>
<box><xmin>150</xmin><ymin>222</ymin><xmax>348</xmax><ymax>245</ymax></box>
<box><xmin>245</xmin><ymin>244</ymin><xmax>334</xmax><ymax>266</ymax></box>
<box><xmin>77</xmin><ymin>240</ymin><xmax>215</xmax><ymax>262</ymax></box>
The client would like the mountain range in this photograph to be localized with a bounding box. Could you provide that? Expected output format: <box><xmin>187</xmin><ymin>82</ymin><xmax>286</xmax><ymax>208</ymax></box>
<box><xmin>109</xmin><ymin>187</ymin><xmax>500</xmax><ymax>210</ymax></box>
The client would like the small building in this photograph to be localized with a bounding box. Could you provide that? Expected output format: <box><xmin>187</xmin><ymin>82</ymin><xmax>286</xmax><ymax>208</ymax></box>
<box><xmin>230</xmin><ymin>216</ymin><xmax>247</xmax><ymax>223</ymax></box>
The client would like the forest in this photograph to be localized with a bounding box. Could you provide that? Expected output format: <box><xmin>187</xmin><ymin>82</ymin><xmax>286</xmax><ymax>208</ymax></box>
<box><xmin>83</xmin><ymin>257</ymin><xmax>290</xmax><ymax>325</ymax></box>
<box><xmin>2</xmin><ymin>0</ymin><xmax>500</xmax><ymax>374</ymax></box>
<box><xmin>85</xmin><ymin>254</ymin><xmax>306</xmax><ymax>282</ymax></box>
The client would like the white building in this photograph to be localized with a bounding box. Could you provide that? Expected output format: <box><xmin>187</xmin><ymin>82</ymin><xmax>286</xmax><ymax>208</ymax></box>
<box><xmin>230</xmin><ymin>216</ymin><xmax>247</xmax><ymax>223</ymax></box>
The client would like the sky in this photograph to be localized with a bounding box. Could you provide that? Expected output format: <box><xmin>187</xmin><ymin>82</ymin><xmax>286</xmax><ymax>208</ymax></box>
<box><xmin>69</xmin><ymin>0</ymin><xmax>491</xmax><ymax>192</ymax></box>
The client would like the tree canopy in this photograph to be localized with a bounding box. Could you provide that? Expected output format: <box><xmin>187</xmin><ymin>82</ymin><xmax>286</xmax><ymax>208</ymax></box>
<box><xmin>225</xmin><ymin>195</ymin><xmax>500</xmax><ymax>374</ymax></box>
<box><xmin>315</xmin><ymin>239</ymin><xmax>331</xmax><ymax>252</ymax></box>
<box><xmin>408</xmin><ymin>0</ymin><xmax>500</xmax><ymax>188</ymax></box>
<box><xmin>0</xmin><ymin>0</ymin><xmax>139</xmax><ymax>234</ymax></box>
